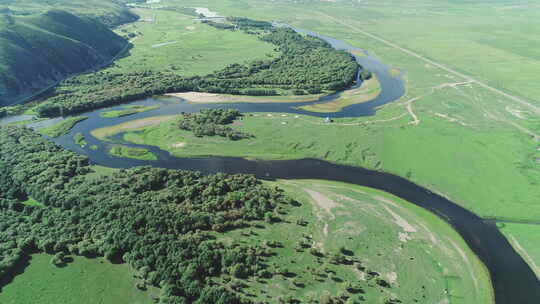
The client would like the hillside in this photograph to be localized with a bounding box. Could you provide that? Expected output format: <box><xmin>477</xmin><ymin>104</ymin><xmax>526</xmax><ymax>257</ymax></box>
<box><xmin>0</xmin><ymin>0</ymin><xmax>137</xmax><ymax>27</ymax></box>
<box><xmin>0</xmin><ymin>10</ymin><xmax>127</xmax><ymax>107</ymax></box>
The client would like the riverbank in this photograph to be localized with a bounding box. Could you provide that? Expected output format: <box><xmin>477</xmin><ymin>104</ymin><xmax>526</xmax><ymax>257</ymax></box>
<box><xmin>165</xmin><ymin>92</ymin><xmax>324</xmax><ymax>104</ymax></box>
<box><xmin>299</xmin><ymin>75</ymin><xmax>382</xmax><ymax>113</ymax></box>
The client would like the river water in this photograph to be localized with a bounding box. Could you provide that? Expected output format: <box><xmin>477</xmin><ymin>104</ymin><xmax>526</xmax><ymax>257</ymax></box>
<box><xmin>3</xmin><ymin>27</ymin><xmax>538</xmax><ymax>303</ymax></box>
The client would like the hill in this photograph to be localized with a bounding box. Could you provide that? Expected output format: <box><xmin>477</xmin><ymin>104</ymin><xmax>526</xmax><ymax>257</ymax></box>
<box><xmin>0</xmin><ymin>0</ymin><xmax>137</xmax><ymax>27</ymax></box>
<box><xmin>0</xmin><ymin>9</ymin><xmax>127</xmax><ymax>106</ymax></box>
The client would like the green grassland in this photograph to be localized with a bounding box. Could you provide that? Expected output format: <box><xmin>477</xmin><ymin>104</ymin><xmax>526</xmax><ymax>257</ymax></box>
<box><xmin>38</xmin><ymin>116</ymin><xmax>88</xmax><ymax>137</ymax></box>
<box><xmin>217</xmin><ymin>179</ymin><xmax>493</xmax><ymax>303</ymax></box>
<box><xmin>499</xmin><ymin>223</ymin><xmax>540</xmax><ymax>279</ymax></box>
<box><xmin>109</xmin><ymin>145</ymin><xmax>157</xmax><ymax>160</ymax></box>
<box><xmin>103</xmin><ymin>111</ymin><xmax>539</xmax><ymax>222</ymax></box>
<box><xmin>100</xmin><ymin>105</ymin><xmax>161</xmax><ymax>118</ymax></box>
<box><xmin>0</xmin><ymin>254</ymin><xmax>158</xmax><ymax>304</ymax></box>
<box><xmin>132</xmin><ymin>0</ymin><xmax>540</xmax><ymax>268</ymax></box>
<box><xmin>108</xmin><ymin>8</ymin><xmax>278</xmax><ymax>77</ymax></box>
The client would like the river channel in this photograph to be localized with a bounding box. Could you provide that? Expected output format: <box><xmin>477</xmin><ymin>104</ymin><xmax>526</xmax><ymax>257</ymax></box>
<box><xmin>2</xmin><ymin>27</ymin><xmax>538</xmax><ymax>304</ymax></box>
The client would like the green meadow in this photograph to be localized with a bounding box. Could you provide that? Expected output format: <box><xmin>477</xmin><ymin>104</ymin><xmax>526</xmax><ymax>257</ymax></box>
<box><xmin>108</xmin><ymin>8</ymin><xmax>278</xmax><ymax>77</ymax></box>
<box><xmin>218</xmin><ymin>179</ymin><xmax>493</xmax><ymax>303</ymax></box>
<box><xmin>0</xmin><ymin>254</ymin><xmax>158</xmax><ymax>304</ymax></box>
<box><xmin>115</xmin><ymin>0</ymin><xmax>539</xmax><ymax>268</ymax></box>
<box><xmin>105</xmin><ymin>110</ymin><xmax>539</xmax><ymax>222</ymax></box>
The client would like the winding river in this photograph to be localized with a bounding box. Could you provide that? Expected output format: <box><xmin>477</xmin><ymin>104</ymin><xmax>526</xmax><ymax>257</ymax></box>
<box><xmin>2</xmin><ymin>28</ymin><xmax>539</xmax><ymax>303</ymax></box>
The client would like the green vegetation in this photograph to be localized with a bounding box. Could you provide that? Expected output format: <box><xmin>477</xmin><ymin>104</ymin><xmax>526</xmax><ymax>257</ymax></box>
<box><xmin>0</xmin><ymin>0</ymin><xmax>137</xmax><ymax>27</ymax></box>
<box><xmin>33</xmin><ymin>15</ymin><xmax>358</xmax><ymax>117</ymax></box>
<box><xmin>500</xmin><ymin>223</ymin><xmax>540</xmax><ymax>279</ymax></box>
<box><xmin>100</xmin><ymin>105</ymin><xmax>161</xmax><ymax>118</ymax></box>
<box><xmin>0</xmin><ymin>126</ymin><xmax>493</xmax><ymax>303</ymax></box>
<box><xmin>179</xmin><ymin>109</ymin><xmax>252</xmax><ymax>140</ymax></box>
<box><xmin>114</xmin><ymin>110</ymin><xmax>540</xmax><ymax>222</ymax></box>
<box><xmin>0</xmin><ymin>254</ymin><xmax>158</xmax><ymax>304</ymax></box>
<box><xmin>74</xmin><ymin>132</ymin><xmax>87</xmax><ymax>147</ymax></box>
<box><xmin>222</xmin><ymin>179</ymin><xmax>493</xmax><ymax>303</ymax></box>
<box><xmin>109</xmin><ymin>9</ymin><xmax>277</xmax><ymax>77</ymax></box>
<box><xmin>109</xmin><ymin>145</ymin><xmax>157</xmax><ymax>161</ymax></box>
<box><xmin>300</xmin><ymin>75</ymin><xmax>381</xmax><ymax>113</ymax></box>
<box><xmin>38</xmin><ymin>116</ymin><xmax>87</xmax><ymax>137</ymax></box>
<box><xmin>0</xmin><ymin>10</ymin><xmax>127</xmax><ymax>106</ymax></box>
<box><xmin>0</xmin><ymin>126</ymin><xmax>294</xmax><ymax>303</ymax></box>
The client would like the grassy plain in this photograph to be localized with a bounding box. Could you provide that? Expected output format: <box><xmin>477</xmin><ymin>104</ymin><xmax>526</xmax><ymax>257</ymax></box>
<box><xmin>107</xmin><ymin>111</ymin><xmax>539</xmax><ymax>222</ymax></box>
<box><xmin>218</xmin><ymin>179</ymin><xmax>493</xmax><ymax>303</ymax></box>
<box><xmin>108</xmin><ymin>8</ymin><xmax>278</xmax><ymax>77</ymax></box>
<box><xmin>142</xmin><ymin>0</ymin><xmax>540</xmax><ymax>266</ymax></box>
<box><xmin>38</xmin><ymin>116</ymin><xmax>88</xmax><ymax>137</ymax></box>
<box><xmin>109</xmin><ymin>145</ymin><xmax>157</xmax><ymax>161</ymax></box>
<box><xmin>299</xmin><ymin>75</ymin><xmax>381</xmax><ymax>113</ymax></box>
<box><xmin>100</xmin><ymin>105</ymin><xmax>160</xmax><ymax>118</ymax></box>
<box><xmin>0</xmin><ymin>254</ymin><xmax>157</xmax><ymax>304</ymax></box>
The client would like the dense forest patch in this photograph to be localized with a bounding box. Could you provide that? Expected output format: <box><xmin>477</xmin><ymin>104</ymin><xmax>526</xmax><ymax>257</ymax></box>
<box><xmin>178</xmin><ymin>109</ymin><xmax>252</xmax><ymax>140</ymax></box>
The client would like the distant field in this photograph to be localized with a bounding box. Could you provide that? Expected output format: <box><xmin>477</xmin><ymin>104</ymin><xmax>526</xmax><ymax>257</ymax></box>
<box><xmin>219</xmin><ymin>179</ymin><xmax>493</xmax><ymax>303</ymax></box>
<box><xmin>0</xmin><ymin>254</ymin><xmax>157</xmax><ymax>304</ymax></box>
<box><xmin>108</xmin><ymin>8</ymin><xmax>278</xmax><ymax>76</ymax></box>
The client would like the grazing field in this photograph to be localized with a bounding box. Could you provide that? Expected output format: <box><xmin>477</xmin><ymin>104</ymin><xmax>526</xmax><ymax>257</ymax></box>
<box><xmin>218</xmin><ymin>179</ymin><xmax>493</xmax><ymax>303</ymax></box>
<box><xmin>38</xmin><ymin>116</ymin><xmax>88</xmax><ymax>137</ymax></box>
<box><xmin>108</xmin><ymin>8</ymin><xmax>278</xmax><ymax>77</ymax></box>
<box><xmin>499</xmin><ymin>223</ymin><xmax>540</xmax><ymax>279</ymax></box>
<box><xmin>100</xmin><ymin>105</ymin><xmax>161</xmax><ymax>118</ymax></box>
<box><xmin>0</xmin><ymin>254</ymin><xmax>157</xmax><ymax>304</ymax></box>
<box><xmin>299</xmin><ymin>75</ymin><xmax>381</xmax><ymax>113</ymax></box>
<box><xmin>109</xmin><ymin>145</ymin><xmax>157</xmax><ymax>160</ymax></box>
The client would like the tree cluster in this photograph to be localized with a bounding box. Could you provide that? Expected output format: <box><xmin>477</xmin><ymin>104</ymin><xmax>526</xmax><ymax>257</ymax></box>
<box><xmin>0</xmin><ymin>126</ymin><xmax>295</xmax><ymax>303</ymax></box>
<box><xmin>178</xmin><ymin>109</ymin><xmax>252</xmax><ymax>140</ymax></box>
